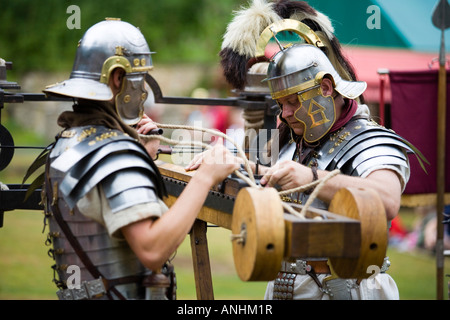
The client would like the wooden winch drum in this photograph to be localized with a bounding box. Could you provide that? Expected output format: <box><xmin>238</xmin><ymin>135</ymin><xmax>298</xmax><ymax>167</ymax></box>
<box><xmin>328</xmin><ymin>187</ymin><xmax>388</xmax><ymax>279</ymax></box>
<box><xmin>231</xmin><ymin>187</ymin><xmax>285</xmax><ymax>281</ymax></box>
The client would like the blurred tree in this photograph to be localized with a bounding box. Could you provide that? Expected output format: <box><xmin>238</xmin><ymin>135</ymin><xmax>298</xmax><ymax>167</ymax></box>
<box><xmin>0</xmin><ymin>0</ymin><xmax>243</xmax><ymax>74</ymax></box>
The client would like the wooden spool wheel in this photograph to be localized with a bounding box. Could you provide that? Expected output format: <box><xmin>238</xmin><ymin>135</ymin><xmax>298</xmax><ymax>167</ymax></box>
<box><xmin>231</xmin><ymin>186</ymin><xmax>388</xmax><ymax>282</ymax></box>
<box><xmin>328</xmin><ymin>187</ymin><xmax>388</xmax><ymax>279</ymax></box>
<box><xmin>231</xmin><ymin>187</ymin><xmax>285</xmax><ymax>282</ymax></box>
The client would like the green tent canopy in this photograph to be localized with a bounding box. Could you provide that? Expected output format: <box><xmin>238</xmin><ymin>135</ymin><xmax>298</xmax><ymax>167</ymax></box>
<box><xmin>306</xmin><ymin>0</ymin><xmax>450</xmax><ymax>53</ymax></box>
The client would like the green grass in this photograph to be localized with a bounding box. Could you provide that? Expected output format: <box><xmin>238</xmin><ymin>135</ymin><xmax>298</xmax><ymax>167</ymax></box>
<box><xmin>1</xmin><ymin>209</ymin><xmax>449</xmax><ymax>300</ymax></box>
<box><xmin>172</xmin><ymin>227</ymin><xmax>269</xmax><ymax>300</ymax></box>
<box><xmin>0</xmin><ymin>211</ymin><xmax>55</xmax><ymax>299</ymax></box>
<box><xmin>387</xmin><ymin>247</ymin><xmax>449</xmax><ymax>300</ymax></box>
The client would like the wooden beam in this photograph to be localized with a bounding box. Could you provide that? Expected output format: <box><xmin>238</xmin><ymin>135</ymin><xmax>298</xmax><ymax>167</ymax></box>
<box><xmin>189</xmin><ymin>219</ymin><xmax>214</xmax><ymax>300</ymax></box>
<box><xmin>163</xmin><ymin>195</ymin><xmax>232</xmax><ymax>229</ymax></box>
<box><xmin>283</xmin><ymin>213</ymin><xmax>360</xmax><ymax>259</ymax></box>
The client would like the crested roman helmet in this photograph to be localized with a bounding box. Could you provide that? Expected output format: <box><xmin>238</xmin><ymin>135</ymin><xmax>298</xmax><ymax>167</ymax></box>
<box><xmin>219</xmin><ymin>0</ymin><xmax>369</xmax><ymax>143</ymax></box>
<box><xmin>255</xmin><ymin>20</ymin><xmax>367</xmax><ymax>143</ymax></box>
<box><xmin>44</xmin><ymin>18</ymin><xmax>153</xmax><ymax>125</ymax></box>
<box><xmin>262</xmin><ymin>41</ymin><xmax>366</xmax><ymax>101</ymax></box>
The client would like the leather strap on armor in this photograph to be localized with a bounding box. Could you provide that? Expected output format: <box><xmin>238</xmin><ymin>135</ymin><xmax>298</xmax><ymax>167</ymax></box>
<box><xmin>304</xmin><ymin>160</ymin><xmax>318</xmax><ymax>195</ymax></box>
<box><xmin>45</xmin><ymin>157</ymin><xmax>130</xmax><ymax>300</ymax></box>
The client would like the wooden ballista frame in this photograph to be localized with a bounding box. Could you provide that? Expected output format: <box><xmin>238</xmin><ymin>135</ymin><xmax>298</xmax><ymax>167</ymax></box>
<box><xmin>157</xmin><ymin>161</ymin><xmax>388</xmax><ymax>300</ymax></box>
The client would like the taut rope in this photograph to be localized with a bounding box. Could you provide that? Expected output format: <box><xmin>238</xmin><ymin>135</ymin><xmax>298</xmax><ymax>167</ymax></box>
<box><xmin>140</xmin><ymin>123</ymin><xmax>340</xmax><ymax>219</ymax></box>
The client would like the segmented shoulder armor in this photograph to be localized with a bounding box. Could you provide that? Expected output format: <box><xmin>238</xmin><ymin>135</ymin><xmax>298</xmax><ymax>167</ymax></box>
<box><xmin>277</xmin><ymin>117</ymin><xmax>428</xmax><ymax>210</ymax></box>
<box><xmin>314</xmin><ymin>117</ymin><xmax>427</xmax><ymax>178</ymax></box>
<box><xmin>49</xmin><ymin>125</ymin><xmax>166</xmax><ymax>211</ymax></box>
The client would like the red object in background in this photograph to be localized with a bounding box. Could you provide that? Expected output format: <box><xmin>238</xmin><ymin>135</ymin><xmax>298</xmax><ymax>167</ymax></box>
<box><xmin>210</xmin><ymin>106</ymin><xmax>230</xmax><ymax>133</ymax></box>
<box><xmin>390</xmin><ymin>215</ymin><xmax>409</xmax><ymax>238</ymax></box>
<box><xmin>388</xmin><ymin>70</ymin><xmax>450</xmax><ymax>195</ymax></box>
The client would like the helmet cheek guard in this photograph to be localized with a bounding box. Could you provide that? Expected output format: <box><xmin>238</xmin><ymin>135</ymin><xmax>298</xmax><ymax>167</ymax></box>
<box><xmin>44</xmin><ymin>18</ymin><xmax>154</xmax><ymax>125</ymax></box>
<box><xmin>294</xmin><ymin>83</ymin><xmax>336</xmax><ymax>143</ymax></box>
<box><xmin>115</xmin><ymin>73</ymin><xmax>147</xmax><ymax>126</ymax></box>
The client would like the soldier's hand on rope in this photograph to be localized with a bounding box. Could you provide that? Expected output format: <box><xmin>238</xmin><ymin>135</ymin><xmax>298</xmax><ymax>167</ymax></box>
<box><xmin>184</xmin><ymin>149</ymin><xmax>204</xmax><ymax>172</ymax></box>
<box><xmin>185</xmin><ymin>144</ymin><xmax>244</xmax><ymax>173</ymax></box>
<box><xmin>136</xmin><ymin>114</ymin><xmax>160</xmax><ymax>160</ymax></box>
<box><xmin>260</xmin><ymin>160</ymin><xmax>314</xmax><ymax>190</ymax></box>
<box><xmin>194</xmin><ymin>138</ymin><xmax>242</xmax><ymax>185</ymax></box>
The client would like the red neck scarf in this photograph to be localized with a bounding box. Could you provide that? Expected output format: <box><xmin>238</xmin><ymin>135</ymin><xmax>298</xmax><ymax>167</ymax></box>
<box><xmin>330</xmin><ymin>98</ymin><xmax>358</xmax><ymax>133</ymax></box>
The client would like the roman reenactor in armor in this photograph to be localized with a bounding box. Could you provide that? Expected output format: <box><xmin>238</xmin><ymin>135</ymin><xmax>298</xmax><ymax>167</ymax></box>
<box><xmin>188</xmin><ymin>0</ymin><xmax>427</xmax><ymax>300</ymax></box>
<box><xmin>258</xmin><ymin>43</ymin><xmax>415</xmax><ymax>300</ymax></box>
<box><xmin>41</xmin><ymin>18</ymin><xmax>240</xmax><ymax>300</ymax></box>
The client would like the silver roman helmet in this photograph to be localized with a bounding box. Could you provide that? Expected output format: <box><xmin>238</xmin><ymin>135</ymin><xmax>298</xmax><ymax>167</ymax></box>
<box><xmin>265</xmin><ymin>43</ymin><xmax>367</xmax><ymax>143</ymax></box>
<box><xmin>44</xmin><ymin>18</ymin><xmax>154</xmax><ymax>125</ymax></box>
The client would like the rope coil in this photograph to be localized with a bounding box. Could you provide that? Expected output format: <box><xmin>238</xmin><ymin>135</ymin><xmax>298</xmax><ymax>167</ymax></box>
<box><xmin>242</xmin><ymin>109</ymin><xmax>265</xmax><ymax>129</ymax></box>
